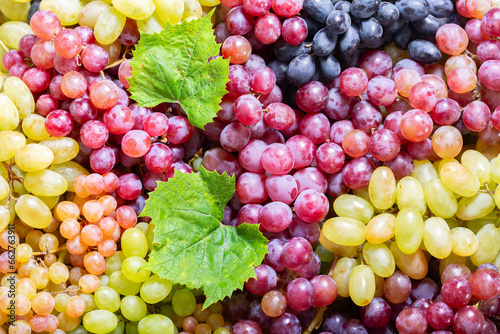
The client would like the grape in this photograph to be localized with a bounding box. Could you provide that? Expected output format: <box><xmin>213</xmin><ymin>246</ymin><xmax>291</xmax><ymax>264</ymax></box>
<box><xmin>395</xmin><ymin>307</ymin><xmax>427</xmax><ymax>334</ymax></box>
<box><xmin>453</xmin><ymin>306</ymin><xmax>485</xmax><ymax>334</ymax></box>
<box><xmin>259</xmin><ymin>202</ymin><xmax>292</xmax><ymax>232</ymax></box>
<box><xmin>282</xmin><ymin>17</ymin><xmax>308</xmax><ymax>45</ymax></box>
<box><xmin>254</xmin><ymin>13</ymin><xmax>282</xmax><ymax>45</ymax></box>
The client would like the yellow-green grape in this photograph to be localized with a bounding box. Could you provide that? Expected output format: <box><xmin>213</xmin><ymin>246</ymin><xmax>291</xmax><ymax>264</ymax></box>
<box><xmin>450</xmin><ymin>227</ymin><xmax>478</xmax><ymax>257</ymax></box>
<box><xmin>348</xmin><ymin>265</ymin><xmax>375</xmax><ymax>307</ymax></box>
<box><xmin>0</xmin><ymin>206</ymin><xmax>10</xmax><ymax>231</ymax></box>
<box><xmin>138</xmin><ymin>314</ymin><xmax>175</xmax><ymax>334</ymax></box>
<box><xmin>0</xmin><ymin>94</ymin><xmax>20</xmax><ymax>131</ymax></box>
<box><xmin>120</xmin><ymin>295</ymin><xmax>148</xmax><ymax>321</ymax></box>
<box><xmin>15</xmin><ymin>144</ymin><xmax>54</xmax><ymax>172</ymax></box>
<box><xmin>140</xmin><ymin>275</ymin><xmax>173</xmax><ymax>304</ymax></box>
<box><xmin>121</xmin><ymin>228</ymin><xmax>148</xmax><ymax>258</ymax></box>
<box><xmin>21</xmin><ymin>114</ymin><xmax>50</xmax><ymax>141</ymax></box>
<box><xmin>83</xmin><ymin>310</ymin><xmax>117</xmax><ymax>334</ymax></box>
<box><xmin>493</xmin><ymin>250</ymin><xmax>500</xmax><ymax>269</ymax></box>
<box><xmin>424</xmin><ymin>179</ymin><xmax>457</xmax><ymax>218</ymax></box>
<box><xmin>322</xmin><ymin>217</ymin><xmax>366</xmax><ymax>246</ymax></box>
<box><xmin>10</xmin><ymin>165</ymin><xmax>27</xmax><ymax>197</ymax></box>
<box><xmin>0</xmin><ymin>21</ymin><xmax>32</xmax><ymax>49</ymax></box>
<box><xmin>331</xmin><ymin>257</ymin><xmax>359</xmax><ymax>297</ymax></box>
<box><xmin>49</xmin><ymin>161</ymin><xmax>89</xmax><ymax>192</ymax></box>
<box><xmin>369</xmin><ymin>166</ymin><xmax>396</xmax><ymax>210</ymax></box>
<box><xmin>78</xmin><ymin>1</ymin><xmax>111</xmax><ymax>28</ymax></box>
<box><xmin>491</xmin><ymin>154</ymin><xmax>500</xmax><ymax>184</ymax></box>
<box><xmin>135</xmin><ymin>222</ymin><xmax>149</xmax><ymax>235</ymax></box>
<box><xmin>198</xmin><ymin>0</ymin><xmax>219</xmax><ymax>6</ymax></box>
<box><xmin>390</xmin><ymin>242</ymin><xmax>428</xmax><ymax>280</ymax></box>
<box><xmin>395</xmin><ymin>207</ymin><xmax>423</xmax><ymax>255</ymax></box>
<box><xmin>440</xmin><ymin>161</ymin><xmax>480</xmax><ymax>197</ymax></box>
<box><xmin>318</xmin><ymin>231</ymin><xmax>358</xmax><ymax>257</ymax></box>
<box><xmin>39</xmin><ymin>195</ymin><xmax>59</xmax><ymax>209</ymax></box>
<box><xmin>494</xmin><ymin>185</ymin><xmax>500</xmax><ymax>209</ymax></box>
<box><xmin>365</xmin><ymin>213</ymin><xmax>395</xmax><ymax>244</ymax></box>
<box><xmin>435</xmin><ymin>158</ymin><xmax>458</xmax><ymax>177</ymax></box>
<box><xmin>182</xmin><ymin>0</ymin><xmax>202</xmax><ymax>19</ymax></box>
<box><xmin>422</xmin><ymin>217</ymin><xmax>452</xmax><ymax>259</ymax></box>
<box><xmin>456</xmin><ymin>193</ymin><xmax>495</xmax><ymax>220</ymax></box>
<box><xmin>461</xmin><ymin>150</ymin><xmax>491</xmax><ymax>184</ymax></box>
<box><xmin>471</xmin><ymin>224</ymin><xmax>500</xmax><ymax>266</ymax></box>
<box><xmin>333</xmin><ymin>194</ymin><xmax>373</xmax><ymax>224</ymax></box>
<box><xmin>396</xmin><ymin>176</ymin><xmax>426</xmax><ymax>215</ymax></box>
<box><xmin>94</xmin><ymin>6</ymin><xmax>127</xmax><ymax>45</ymax></box>
<box><xmin>0</xmin><ymin>0</ymin><xmax>29</xmax><ymax>25</ymax></box>
<box><xmin>105</xmin><ymin>251</ymin><xmax>126</xmax><ymax>275</ymax></box>
<box><xmin>121</xmin><ymin>256</ymin><xmax>150</xmax><ymax>283</ymax></box>
<box><xmin>4</xmin><ymin>73</ymin><xmax>35</xmax><ymax>120</ymax></box>
<box><xmin>353</xmin><ymin>186</ymin><xmax>371</xmax><ymax>203</ymax></box>
<box><xmin>112</xmin><ymin>0</ymin><xmax>154</xmax><ymax>20</ymax></box>
<box><xmin>137</xmin><ymin>12</ymin><xmax>166</xmax><ymax>34</ymax></box>
<box><xmin>362</xmin><ymin>243</ymin><xmax>395</xmax><ymax>277</ymax></box>
<box><xmin>315</xmin><ymin>243</ymin><xmax>334</xmax><ymax>262</ymax></box>
<box><xmin>172</xmin><ymin>289</ymin><xmax>196</xmax><ymax>316</ymax></box>
<box><xmin>445</xmin><ymin>218</ymin><xmax>460</xmax><ymax>230</ymax></box>
<box><xmin>24</xmin><ymin>169</ymin><xmax>68</xmax><ymax>197</ymax></box>
<box><xmin>0</xmin><ymin>131</ymin><xmax>25</xmax><ymax>161</ymax></box>
<box><xmin>40</xmin><ymin>0</ymin><xmax>82</xmax><ymax>25</ymax></box>
<box><xmin>15</xmin><ymin>194</ymin><xmax>52</xmax><ymax>229</ymax></box>
<box><xmin>0</xmin><ymin>175</ymin><xmax>8</xmax><ymax>201</ymax></box>
<box><xmin>108</xmin><ymin>270</ymin><xmax>141</xmax><ymax>296</ymax></box>
<box><xmin>0</xmin><ymin>47</ymin><xmax>6</xmax><ymax>73</ymax></box>
<box><xmin>154</xmin><ymin>0</ymin><xmax>184</xmax><ymax>24</ymax></box>
<box><xmin>467</xmin><ymin>217</ymin><xmax>497</xmax><ymax>234</ymax></box>
<box><xmin>40</xmin><ymin>137</ymin><xmax>79</xmax><ymax>164</ymax></box>
<box><xmin>146</xmin><ymin>222</ymin><xmax>155</xmax><ymax>250</ymax></box>
<box><xmin>411</xmin><ymin>159</ymin><xmax>438</xmax><ymax>187</ymax></box>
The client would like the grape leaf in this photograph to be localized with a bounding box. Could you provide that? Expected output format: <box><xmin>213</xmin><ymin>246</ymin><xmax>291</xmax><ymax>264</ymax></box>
<box><xmin>141</xmin><ymin>167</ymin><xmax>268</xmax><ymax>308</ymax></box>
<box><xmin>128</xmin><ymin>11</ymin><xmax>229</xmax><ymax>130</ymax></box>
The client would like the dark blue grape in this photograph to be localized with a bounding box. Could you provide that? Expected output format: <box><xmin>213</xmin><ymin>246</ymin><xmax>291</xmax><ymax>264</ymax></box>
<box><xmin>351</xmin><ymin>0</ymin><xmax>381</xmax><ymax>19</ymax></box>
<box><xmin>411</xmin><ymin>14</ymin><xmax>442</xmax><ymax>36</ymax></box>
<box><xmin>320</xmin><ymin>310</ymin><xmax>349</xmax><ymax>333</ymax></box>
<box><xmin>429</xmin><ymin>0</ymin><xmax>453</xmax><ymax>18</ymax></box>
<box><xmin>313</xmin><ymin>28</ymin><xmax>338</xmax><ymax>56</ymax></box>
<box><xmin>338</xmin><ymin>25</ymin><xmax>360</xmax><ymax>55</ymax></box>
<box><xmin>337</xmin><ymin>48</ymin><xmax>361</xmax><ymax>68</ymax></box>
<box><xmin>395</xmin><ymin>0</ymin><xmax>431</xmax><ymax>22</ymax></box>
<box><xmin>267</xmin><ymin>60</ymin><xmax>289</xmax><ymax>86</ymax></box>
<box><xmin>374</xmin><ymin>2</ymin><xmax>400</xmax><ymax>26</ymax></box>
<box><xmin>303</xmin><ymin>0</ymin><xmax>335</xmax><ymax>24</ymax></box>
<box><xmin>302</xmin><ymin>13</ymin><xmax>324</xmax><ymax>37</ymax></box>
<box><xmin>326</xmin><ymin>10</ymin><xmax>352</xmax><ymax>34</ymax></box>
<box><xmin>340</xmin><ymin>319</ymin><xmax>369</xmax><ymax>333</ymax></box>
<box><xmin>333</xmin><ymin>0</ymin><xmax>351</xmax><ymax>12</ymax></box>
<box><xmin>287</xmin><ymin>54</ymin><xmax>316</xmax><ymax>86</ymax></box>
<box><xmin>319</xmin><ymin>55</ymin><xmax>341</xmax><ymax>79</ymax></box>
<box><xmin>248</xmin><ymin>300</ymin><xmax>272</xmax><ymax>329</ymax></box>
<box><xmin>359</xmin><ymin>17</ymin><xmax>384</xmax><ymax>47</ymax></box>
<box><xmin>28</xmin><ymin>0</ymin><xmax>41</xmax><ymax>21</ymax></box>
<box><xmin>270</xmin><ymin>313</ymin><xmax>301</xmax><ymax>334</ymax></box>
<box><xmin>407</xmin><ymin>40</ymin><xmax>442</xmax><ymax>64</ymax></box>
<box><xmin>394</xmin><ymin>22</ymin><xmax>413</xmax><ymax>49</ymax></box>
<box><xmin>384</xmin><ymin>15</ymin><xmax>406</xmax><ymax>35</ymax></box>
<box><xmin>273</xmin><ymin>40</ymin><xmax>308</xmax><ymax>61</ymax></box>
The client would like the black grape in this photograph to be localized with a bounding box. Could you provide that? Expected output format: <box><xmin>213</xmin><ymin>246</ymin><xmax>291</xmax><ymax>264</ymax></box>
<box><xmin>319</xmin><ymin>55</ymin><xmax>341</xmax><ymax>79</ymax></box>
<box><xmin>287</xmin><ymin>54</ymin><xmax>316</xmax><ymax>86</ymax></box>
<box><xmin>303</xmin><ymin>0</ymin><xmax>335</xmax><ymax>23</ymax></box>
<box><xmin>326</xmin><ymin>10</ymin><xmax>352</xmax><ymax>34</ymax></box>
<box><xmin>395</xmin><ymin>0</ymin><xmax>431</xmax><ymax>22</ymax></box>
<box><xmin>408</xmin><ymin>40</ymin><xmax>442</xmax><ymax>64</ymax></box>
<box><xmin>351</xmin><ymin>0</ymin><xmax>381</xmax><ymax>19</ymax></box>
<box><xmin>374</xmin><ymin>2</ymin><xmax>400</xmax><ymax>26</ymax></box>
<box><xmin>312</xmin><ymin>28</ymin><xmax>338</xmax><ymax>56</ymax></box>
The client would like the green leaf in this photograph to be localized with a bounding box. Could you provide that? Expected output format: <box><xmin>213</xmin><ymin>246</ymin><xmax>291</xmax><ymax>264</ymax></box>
<box><xmin>128</xmin><ymin>11</ymin><xmax>229</xmax><ymax>129</ymax></box>
<box><xmin>142</xmin><ymin>167</ymin><xmax>268</xmax><ymax>308</ymax></box>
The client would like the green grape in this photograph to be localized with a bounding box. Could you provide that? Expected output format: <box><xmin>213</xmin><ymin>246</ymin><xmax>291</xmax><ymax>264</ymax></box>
<box><xmin>94</xmin><ymin>6</ymin><xmax>126</xmax><ymax>45</ymax></box>
<box><xmin>100</xmin><ymin>274</ymin><xmax>110</xmax><ymax>286</ymax></box>
<box><xmin>120</xmin><ymin>295</ymin><xmax>148</xmax><ymax>322</ymax></box>
<box><xmin>395</xmin><ymin>207</ymin><xmax>423</xmax><ymax>255</ymax></box>
<box><xmin>396</xmin><ymin>176</ymin><xmax>426</xmax><ymax>215</ymax></box>
<box><xmin>24</xmin><ymin>169</ymin><xmax>68</xmax><ymax>197</ymax></box>
<box><xmin>0</xmin><ymin>131</ymin><xmax>25</xmax><ymax>162</ymax></box>
<box><xmin>471</xmin><ymin>224</ymin><xmax>500</xmax><ymax>266</ymax></box>
<box><xmin>94</xmin><ymin>286</ymin><xmax>121</xmax><ymax>312</ymax></box>
<box><xmin>154</xmin><ymin>0</ymin><xmax>184</xmax><ymax>25</ymax></box>
<box><xmin>0</xmin><ymin>0</ymin><xmax>29</xmax><ymax>21</ymax></box>
<box><xmin>83</xmin><ymin>310</ymin><xmax>118</xmax><ymax>334</ymax></box>
<box><xmin>411</xmin><ymin>159</ymin><xmax>438</xmax><ymax>187</ymax></box>
<box><xmin>368</xmin><ymin>166</ymin><xmax>396</xmax><ymax>210</ymax></box>
<box><xmin>126</xmin><ymin>322</ymin><xmax>139</xmax><ymax>334</ymax></box>
<box><xmin>214</xmin><ymin>329</ymin><xmax>230</xmax><ymax>334</ymax></box>
<box><xmin>333</xmin><ymin>194</ymin><xmax>374</xmax><ymax>224</ymax></box>
<box><xmin>365</xmin><ymin>213</ymin><xmax>395</xmax><ymax>244</ymax></box>
<box><xmin>79</xmin><ymin>1</ymin><xmax>111</xmax><ymax>29</ymax></box>
<box><xmin>109</xmin><ymin>271</ymin><xmax>141</xmax><ymax>296</ymax></box>
<box><xmin>121</xmin><ymin>228</ymin><xmax>149</xmax><ymax>258</ymax></box>
<box><xmin>315</xmin><ymin>243</ymin><xmax>334</xmax><ymax>262</ymax></box>
<box><xmin>137</xmin><ymin>13</ymin><xmax>166</xmax><ymax>34</ymax></box>
<box><xmin>135</xmin><ymin>222</ymin><xmax>149</xmax><ymax>235</ymax></box>
<box><xmin>0</xmin><ymin>21</ymin><xmax>32</xmax><ymax>49</ymax></box>
<box><xmin>0</xmin><ymin>94</ymin><xmax>20</xmax><ymax>131</ymax></box>
<box><xmin>105</xmin><ymin>251</ymin><xmax>127</xmax><ymax>275</ymax></box>
<box><xmin>0</xmin><ymin>199</ymin><xmax>13</xmax><ymax>229</ymax></box>
<box><xmin>54</xmin><ymin>293</ymin><xmax>70</xmax><ymax>313</ymax></box>
<box><xmin>451</xmin><ymin>227</ymin><xmax>478</xmax><ymax>257</ymax></box>
<box><xmin>424</xmin><ymin>179</ymin><xmax>457</xmax><ymax>218</ymax></box>
<box><xmin>322</xmin><ymin>217</ymin><xmax>366</xmax><ymax>246</ymax></box>
<box><xmin>138</xmin><ymin>314</ymin><xmax>175</xmax><ymax>334</ymax></box>
<box><xmin>68</xmin><ymin>326</ymin><xmax>89</xmax><ymax>334</ymax></box>
<box><xmin>172</xmin><ymin>289</ymin><xmax>196</xmax><ymax>316</ymax></box>
<box><xmin>163</xmin><ymin>284</ymin><xmax>180</xmax><ymax>303</ymax></box>
<box><xmin>40</xmin><ymin>0</ymin><xmax>83</xmax><ymax>25</ymax></box>
<box><xmin>15</xmin><ymin>194</ymin><xmax>52</xmax><ymax>229</ymax></box>
<box><xmin>456</xmin><ymin>193</ymin><xmax>495</xmax><ymax>220</ymax></box>
<box><xmin>122</xmin><ymin>257</ymin><xmax>151</xmax><ymax>283</ymax></box>
<box><xmin>182</xmin><ymin>0</ymin><xmax>203</xmax><ymax>19</ymax></box>
<box><xmin>159</xmin><ymin>305</ymin><xmax>175</xmax><ymax>319</ymax></box>
<box><xmin>461</xmin><ymin>150</ymin><xmax>491</xmax><ymax>184</ymax></box>
<box><xmin>50</xmin><ymin>161</ymin><xmax>89</xmax><ymax>192</ymax></box>
<box><xmin>362</xmin><ymin>242</ymin><xmax>395</xmax><ymax>278</ymax></box>
<box><xmin>107</xmin><ymin>321</ymin><xmax>125</xmax><ymax>334</ymax></box>
<box><xmin>40</xmin><ymin>137</ymin><xmax>80</xmax><ymax>164</ymax></box>
<box><xmin>331</xmin><ymin>257</ymin><xmax>359</xmax><ymax>297</ymax></box>
<box><xmin>319</xmin><ymin>231</ymin><xmax>358</xmax><ymax>257</ymax></box>
<box><xmin>112</xmin><ymin>0</ymin><xmax>155</xmax><ymax>20</ymax></box>
<box><xmin>140</xmin><ymin>275</ymin><xmax>173</xmax><ymax>304</ymax></box>
<box><xmin>146</xmin><ymin>223</ymin><xmax>155</xmax><ymax>250</ymax></box>
<box><xmin>466</xmin><ymin>217</ymin><xmax>497</xmax><ymax>234</ymax></box>
<box><xmin>493</xmin><ymin>185</ymin><xmax>500</xmax><ymax>209</ymax></box>
<box><xmin>491</xmin><ymin>154</ymin><xmax>500</xmax><ymax>184</ymax></box>
<box><xmin>22</xmin><ymin>114</ymin><xmax>50</xmax><ymax>141</ymax></box>
<box><xmin>0</xmin><ymin>175</ymin><xmax>8</xmax><ymax>201</ymax></box>
<box><xmin>3</xmin><ymin>76</ymin><xmax>35</xmax><ymax>119</ymax></box>
<box><xmin>15</xmin><ymin>143</ymin><xmax>54</xmax><ymax>172</ymax></box>
<box><xmin>440</xmin><ymin>161</ymin><xmax>480</xmax><ymax>197</ymax></box>
<box><xmin>349</xmin><ymin>265</ymin><xmax>375</xmax><ymax>306</ymax></box>
<box><xmin>422</xmin><ymin>217</ymin><xmax>452</xmax><ymax>259</ymax></box>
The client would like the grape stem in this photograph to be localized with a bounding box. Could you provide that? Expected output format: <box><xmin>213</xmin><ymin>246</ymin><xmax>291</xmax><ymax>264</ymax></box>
<box><xmin>104</xmin><ymin>46</ymin><xmax>131</xmax><ymax>70</ymax></box>
<box><xmin>32</xmin><ymin>245</ymin><xmax>67</xmax><ymax>256</ymax></box>
<box><xmin>0</xmin><ymin>40</ymin><xmax>8</xmax><ymax>53</ymax></box>
<box><xmin>302</xmin><ymin>306</ymin><xmax>327</xmax><ymax>334</ymax></box>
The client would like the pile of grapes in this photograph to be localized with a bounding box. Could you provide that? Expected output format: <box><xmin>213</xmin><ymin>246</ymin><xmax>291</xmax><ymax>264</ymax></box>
<box><xmin>1</xmin><ymin>0</ymin><xmax>500</xmax><ymax>333</ymax></box>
